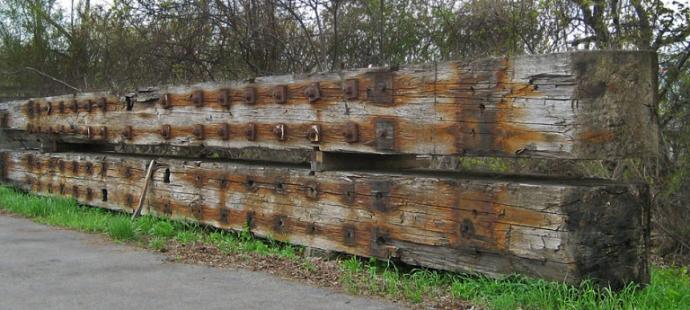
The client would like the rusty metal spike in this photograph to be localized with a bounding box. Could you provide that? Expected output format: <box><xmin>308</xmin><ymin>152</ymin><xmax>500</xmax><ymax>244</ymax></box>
<box><xmin>126</xmin><ymin>193</ymin><xmax>134</xmax><ymax>208</ymax></box>
<box><xmin>219</xmin><ymin>208</ymin><xmax>230</xmax><ymax>224</ymax></box>
<box><xmin>306</xmin><ymin>124</ymin><xmax>321</xmax><ymax>143</ymax></box>
<box><xmin>342</xmin><ymin>122</ymin><xmax>359</xmax><ymax>143</ymax></box>
<box><xmin>272</xmin><ymin>123</ymin><xmax>287</xmax><ymax>141</ymax></box>
<box><xmin>99</xmin><ymin>126</ymin><xmax>108</xmax><ymax>140</ymax></box>
<box><xmin>218</xmin><ymin>89</ymin><xmax>231</xmax><ymax>108</ymax></box>
<box><xmin>160</xmin><ymin>124</ymin><xmax>172</xmax><ymax>140</ymax></box>
<box><xmin>273</xmin><ymin>85</ymin><xmax>288</xmax><ymax>104</ymax></box>
<box><xmin>217</xmin><ymin>123</ymin><xmax>230</xmax><ymax>140</ymax></box>
<box><xmin>245</xmin><ymin>176</ymin><xmax>258</xmax><ymax>192</ymax></box>
<box><xmin>244</xmin><ymin>87</ymin><xmax>257</xmax><ymax>105</ymax></box>
<box><xmin>72</xmin><ymin>160</ymin><xmax>79</xmax><ymax>175</ymax></box>
<box><xmin>305</xmin><ymin>181</ymin><xmax>319</xmax><ymax>200</ymax></box>
<box><xmin>97</xmin><ymin>97</ymin><xmax>107</xmax><ymax>112</ymax></box>
<box><xmin>343</xmin><ymin>224</ymin><xmax>356</xmax><ymax>246</ymax></box>
<box><xmin>344</xmin><ymin>79</ymin><xmax>359</xmax><ymax>100</ymax></box>
<box><xmin>26</xmin><ymin>100</ymin><xmax>35</xmax><ymax>117</ymax></box>
<box><xmin>193</xmin><ymin>124</ymin><xmax>205</xmax><ymax>140</ymax></box>
<box><xmin>160</xmin><ymin>93</ymin><xmax>172</xmax><ymax>109</ymax></box>
<box><xmin>0</xmin><ymin>111</ymin><xmax>7</xmax><ymax>128</ymax></box>
<box><xmin>191</xmin><ymin>90</ymin><xmax>204</xmax><ymax>107</ymax></box>
<box><xmin>70</xmin><ymin>100</ymin><xmax>79</xmax><ymax>113</ymax></box>
<box><xmin>245</xmin><ymin>123</ymin><xmax>257</xmax><ymax>141</ymax></box>
<box><xmin>121</xmin><ymin>126</ymin><xmax>133</xmax><ymax>140</ymax></box>
<box><xmin>304</xmin><ymin>82</ymin><xmax>321</xmax><ymax>103</ymax></box>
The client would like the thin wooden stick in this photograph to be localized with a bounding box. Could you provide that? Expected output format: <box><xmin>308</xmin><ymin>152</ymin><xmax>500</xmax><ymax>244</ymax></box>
<box><xmin>25</xmin><ymin>66</ymin><xmax>82</xmax><ymax>93</ymax></box>
<box><xmin>131</xmin><ymin>160</ymin><xmax>156</xmax><ymax>220</ymax></box>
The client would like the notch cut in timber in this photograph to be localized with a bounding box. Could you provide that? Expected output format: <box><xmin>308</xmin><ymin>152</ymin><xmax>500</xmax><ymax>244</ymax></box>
<box><xmin>310</xmin><ymin>151</ymin><xmax>428</xmax><ymax>172</ymax></box>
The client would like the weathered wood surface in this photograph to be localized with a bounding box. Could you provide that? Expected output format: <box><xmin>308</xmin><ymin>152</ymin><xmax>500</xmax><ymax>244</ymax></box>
<box><xmin>0</xmin><ymin>51</ymin><xmax>658</xmax><ymax>160</ymax></box>
<box><xmin>0</xmin><ymin>150</ymin><xmax>649</xmax><ymax>288</ymax></box>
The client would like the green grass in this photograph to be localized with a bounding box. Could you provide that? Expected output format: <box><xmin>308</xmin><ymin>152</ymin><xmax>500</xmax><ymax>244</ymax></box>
<box><xmin>1</xmin><ymin>185</ymin><xmax>689</xmax><ymax>309</ymax></box>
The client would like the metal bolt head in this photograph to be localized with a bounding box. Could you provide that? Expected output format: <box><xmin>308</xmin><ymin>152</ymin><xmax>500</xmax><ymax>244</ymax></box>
<box><xmin>191</xmin><ymin>90</ymin><xmax>204</xmax><ymax>107</ymax></box>
<box><xmin>244</xmin><ymin>87</ymin><xmax>257</xmax><ymax>105</ymax></box>
<box><xmin>218</xmin><ymin>89</ymin><xmax>231</xmax><ymax>108</ymax></box>
<box><xmin>304</xmin><ymin>82</ymin><xmax>321</xmax><ymax>103</ymax></box>
<box><xmin>217</xmin><ymin>123</ymin><xmax>230</xmax><ymax>140</ymax></box>
<box><xmin>342</xmin><ymin>122</ymin><xmax>359</xmax><ymax>143</ymax></box>
<box><xmin>344</xmin><ymin>79</ymin><xmax>359</xmax><ymax>100</ymax></box>
<box><xmin>305</xmin><ymin>181</ymin><xmax>319</xmax><ymax>199</ymax></box>
<box><xmin>245</xmin><ymin>123</ymin><xmax>257</xmax><ymax>141</ymax></box>
<box><xmin>121</xmin><ymin>126</ymin><xmax>133</xmax><ymax>140</ymax></box>
<box><xmin>193</xmin><ymin>124</ymin><xmax>205</xmax><ymax>140</ymax></box>
<box><xmin>160</xmin><ymin>93</ymin><xmax>172</xmax><ymax>109</ymax></box>
<box><xmin>160</xmin><ymin>124</ymin><xmax>172</xmax><ymax>140</ymax></box>
<box><xmin>97</xmin><ymin>97</ymin><xmax>107</xmax><ymax>112</ymax></box>
<box><xmin>306</xmin><ymin>124</ymin><xmax>321</xmax><ymax>143</ymax></box>
<box><xmin>272</xmin><ymin>123</ymin><xmax>286</xmax><ymax>141</ymax></box>
<box><xmin>99</xmin><ymin>127</ymin><xmax>108</xmax><ymax>140</ymax></box>
<box><xmin>273</xmin><ymin>85</ymin><xmax>288</xmax><ymax>104</ymax></box>
<box><xmin>26</xmin><ymin>100</ymin><xmax>35</xmax><ymax>117</ymax></box>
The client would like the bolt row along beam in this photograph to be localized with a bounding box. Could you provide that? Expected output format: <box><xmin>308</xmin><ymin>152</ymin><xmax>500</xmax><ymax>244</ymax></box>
<box><xmin>0</xmin><ymin>150</ymin><xmax>649</xmax><ymax>288</ymax></box>
<box><xmin>0</xmin><ymin>51</ymin><xmax>658</xmax><ymax>161</ymax></box>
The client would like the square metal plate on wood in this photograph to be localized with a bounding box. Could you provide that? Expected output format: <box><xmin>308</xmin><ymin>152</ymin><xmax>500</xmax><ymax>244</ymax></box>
<box><xmin>367</xmin><ymin>71</ymin><xmax>394</xmax><ymax>105</ymax></box>
<box><xmin>374</xmin><ymin>118</ymin><xmax>396</xmax><ymax>151</ymax></box>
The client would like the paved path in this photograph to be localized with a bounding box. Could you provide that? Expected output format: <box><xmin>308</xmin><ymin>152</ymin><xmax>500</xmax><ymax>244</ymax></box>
<box><xmin>0</xmin><ymin>215</ymin><xmax>400</xmax><ymax>310</ymax></box>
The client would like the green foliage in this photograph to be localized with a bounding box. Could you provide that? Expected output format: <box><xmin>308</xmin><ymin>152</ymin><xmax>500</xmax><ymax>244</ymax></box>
<box><xmin>149</xmin><ymin>221</ymin><xmax>176</xmax><ymax>238</ymax></box>
<box><xmin>107</xmin><ymin>217</ymin><xmax>137</xmax><ymax>241</ymax></box>
<box><xmin>148</xmin><ymin>237</ymin><xmax>167</xmax><ymax>251</ymax></box>
<box><xmin>174</xmin><ymin>231</ymin><xmax>200</xmax><ymax>245</ymax></box>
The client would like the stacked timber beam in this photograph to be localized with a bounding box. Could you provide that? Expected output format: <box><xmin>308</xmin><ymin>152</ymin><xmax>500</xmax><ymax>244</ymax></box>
<box><xmin>0</xmin><ymin>51</ymin><xmax>657</xmax><ymax>289</ymax></box>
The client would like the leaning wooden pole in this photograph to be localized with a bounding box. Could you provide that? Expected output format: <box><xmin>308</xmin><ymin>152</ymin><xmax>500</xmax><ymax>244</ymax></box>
<box><xmin>131</xmin><ymin>159</ymin><xmax>155</xmax><ymax>220</ymax></box>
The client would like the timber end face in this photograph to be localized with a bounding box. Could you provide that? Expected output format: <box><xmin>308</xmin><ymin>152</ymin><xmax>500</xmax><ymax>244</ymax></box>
<box><xmin>564</xmin><ymin>184</ymin><xmax>650</xmax><ymax>289</ymax></box>
<box><xmin>570</xmin><ymin>51</ymin><xmax>659</xmax><ymax>159</ymax></box>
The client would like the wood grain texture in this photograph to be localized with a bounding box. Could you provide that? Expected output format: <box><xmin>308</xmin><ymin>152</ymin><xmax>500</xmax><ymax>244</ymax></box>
<box><xmin>1</xmin><ymin>51</ymin><xmax>658</xmax><ymax>160</ymax></box>
<box><xmin>1</xmin><ymin>150</ymin><xmax>649</xmax><ymax>288</ymax></box>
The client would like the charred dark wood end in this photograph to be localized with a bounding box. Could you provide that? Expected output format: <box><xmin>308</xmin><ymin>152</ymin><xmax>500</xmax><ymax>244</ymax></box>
<box><xmin>565</xmin><ymin>185</ymin><xmax>650</xmax><ymax>289</ymax></box>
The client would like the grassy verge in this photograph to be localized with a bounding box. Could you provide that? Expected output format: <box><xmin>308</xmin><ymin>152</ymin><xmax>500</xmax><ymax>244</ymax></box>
<box><xmin>1</xmin><ymin>185</ymin><xmax>688</xmax><ymax>309</ymax></box>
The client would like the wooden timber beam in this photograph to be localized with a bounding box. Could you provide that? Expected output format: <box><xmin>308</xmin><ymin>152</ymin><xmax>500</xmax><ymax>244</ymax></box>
<box><xmin>0</xmin><ymin>51</ymin><xmax>658</xmax><ymax>161</ymax></box>
<box><xmin>1</xmin><ymin>150</ymin><xmax>649</xmax><ymax>288</ymax></box>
